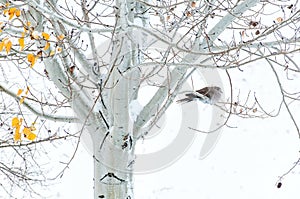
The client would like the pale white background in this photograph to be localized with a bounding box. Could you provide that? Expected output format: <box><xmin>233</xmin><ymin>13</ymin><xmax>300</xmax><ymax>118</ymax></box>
<box><xmin>53</xmin><ymin>60</ymin><xmax>300</xmax><ymax>199</ymax></box>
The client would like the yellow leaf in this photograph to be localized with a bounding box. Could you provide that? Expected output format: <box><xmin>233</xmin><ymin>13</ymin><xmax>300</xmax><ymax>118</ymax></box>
<box><xmin>15</xmin><ymin>9</ymin><xmax>21</xmax><ymax>17</ymax></box>
<box><xmin>27</xmin><ymin>54</ymin><xmax>36</xmax><ymax>67</ymax></box>
<box><xmin>18</xmin><ymin>37</ymin><xmax>24</xmax><ymax>51</ymax></box>
<box><xmin>14</xmin><ymin>128</ymin><xmax>21</xmax><ymax>141</ymax></box>
<box><xmin>44</xmin><ymin>42</ymin><xmax>50</xmax><ymax>51</ymax></box>
<box><xmin>8</xmin><ymin>7</ymin><xmax>16</xmax><ymax>20</ymax></box>
<box><xmin>57</xmin><ymin>34</ymin><xmax>65</xmax><ymax>40</ymax></box>
<box><xmin>27</xmin><ymin>133</ymin><xmax>36</xmax><ymax>140</ymax></box>
<box><xmin>49</xmin><ymin>50</ymin><xmax>55</xmax><ymax>56</ymax></box>
<box><xmin>0</xmin><ymin>41</ymin><xmax>4</xmax><ymax>51</ymax></box>
<box><xmin>25</xmin><ymin>86</ymin><xmax>30</xmax><ymax>95</ymax></box>
<box><xmin>42</xmin><ymin>32</ymin><xmax>50</xmax><ymax>40</ymax></box>
<box><xmin>5</xmin><ymin>40</ymin><xmax>12</xmax><ymax>54</ymax></box>
<box><xmin>22</xmin><ymin>127</ymin><xmax>31</xmax><ymax>136</ymax></box>
<box><xmin>17</xmin><ymin>89</ymin><xmax>23</xmax><ymax>96</ymax></box>
<box><xmin>12</xmin><ymin>117</ymin><xmax>20</xmax><ymax>128</ymax></box>
<box><xmin>23</xmin><ymin>127</ymin><xmax>36</xmax><ymax>140</ymax></box>
<box><xmin>20</xmin><ymin>96</ymin><xmax>25</xmax><ymax>104</ymax></box>
<box><xmin>3</xmin><ymin>9</ymin><xmax>8</xmax><ymax>15</ymax></box>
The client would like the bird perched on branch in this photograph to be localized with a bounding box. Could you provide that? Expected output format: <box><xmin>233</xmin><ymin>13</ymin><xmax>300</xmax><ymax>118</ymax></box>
<box><xmin>177</xmin><ymin>86</ymin><xmax>222</xmax><ymax>105</ymax></box>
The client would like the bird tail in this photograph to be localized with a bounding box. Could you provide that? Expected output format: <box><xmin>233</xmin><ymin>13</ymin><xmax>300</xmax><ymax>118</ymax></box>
<box><xmin>176</xmin><ymin>93</ymin><xmax>203</xmax><ymax>103</ymax></box>
<box><xmin>176</xmin><ymin>97</ymin><xmax>193</xmax><ymax>104</ymax></box>
<box><xmin>176</xmin><ymin>93</ymin><xmax>201</xmax><ymax>104</ymax></box>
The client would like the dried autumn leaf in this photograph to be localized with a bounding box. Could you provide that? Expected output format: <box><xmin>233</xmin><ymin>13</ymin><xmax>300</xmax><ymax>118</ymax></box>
<box><xmin>276</xmin><ymin>17</ymin><xmax>283</xmax><ymax>23</ymax></box>
<box><xmin>30</xmin><ymin>123</ymin><xmax>36</xmax><ymax>131</ymax></box>
<box><xmin>37</xmin><ymin>50</ymin><xmax>42</xmax><ymax>57</ymax></box>
<box><xmin>241</xmin><ymin>30</ymin><xmax>245</xmax><ymax>37</ymax></box>
<box><xmin>17</xmin><ymin>89</ymin><xmax>23</xmax><ymax>96</ymax></box>
<box><xmin>249</xmin><ymin>21</ymin><xmax>258</xmax><ymax>27</ymax></box>
<box><xmin>186</xmin><ymin>11</ymin><xmax>192</xmax><ymax>17</ymax></box>
<box><xmin>57</xmin><ymin>47</ymin><xmax>62</xmax><ymax>53</ymax></box>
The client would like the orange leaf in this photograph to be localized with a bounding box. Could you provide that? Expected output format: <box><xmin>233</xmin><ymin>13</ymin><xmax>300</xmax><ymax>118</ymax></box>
<box><xmin>49</xmin><ymin>50</ymin><xmax>55</xmax><ymax>56</ymax></box>
<box><xmin>14</xmin><ymin>127</ymin><xmax>21</xmax><ymax>141</ymax></box>
<box><xmin>15</xmin><ymin>9</ymin><xmax>21</xmax><ymax>17</ymax></box>
<box><xmin>5</xmin><ymin>40</ymin><xmax>12</xmax><ymax>53</ymax></box>
<box><xmin>17</xmin><ymin>89</ymin><xmax>23</xmax><ymax>96</ymax></box>
<box><xmin>27</xmin><ymin>132</ymin><xmax>36</xmax><ymax>140</ymax></box>
<box><xmin>23</xmin><ymin>127</ymin><xmax>31</xmax><ymax>136</ymax></box>
<box><xmin>44</xmin><ymin>42</ymin><xmax>50</xmax><ymax>51</ymax></box>
<box><xmin>25</xmin><ymin>86</ymin><xmax>30</xmax><ymax>95</ymax></box>
<box><xmin>0</xmin><ymin>41</ymin><xmax>4</xmax><ymax>51</ymax></box>
<box><xmin>23</xmin><ymin>127</ymin><xmax>36</xmax><ymax>141</ymax></box>
<box><xmin>3</xmin><ymin>9</ymin><xmax>8</xmax><ymax>16</ymax></box>
<box><xmin>42</xmin><ymin>32</ymin><xmax>50</xmax><ymax>40</ymax></box>
<box><xmin>20</xmin><ymin>96</ymin><xmax>25</xmax><ymax>104</ymax></box>
<box><xmin>27</xmin><ymin>54</ymin><xmax>36</xmax><ymax>67</ymax></box>
<box><xmin>18</xmin><ymin>37</ymin><xmax>24</xmax><ymax>51</ymax></box>
<box><xmin>8</xmin><ymin>7</ymin><xmax>16</xmax><ymax>20</ymax></box>
<box><xmin>12</xmin><ymin>117</ymin><xmax>20</xmax><ymax>128</ymax></box>
<box><xmin>57</xmin><ymin>34</ymin><xmax>65</xmax><ymax>40</ymax></box>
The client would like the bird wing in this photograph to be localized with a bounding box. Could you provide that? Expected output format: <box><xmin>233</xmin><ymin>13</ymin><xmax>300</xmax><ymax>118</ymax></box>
<box><xmin>196</xmin><ymin>87</ymin><xmax>210</xmax><ymax>96</ymax></box>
